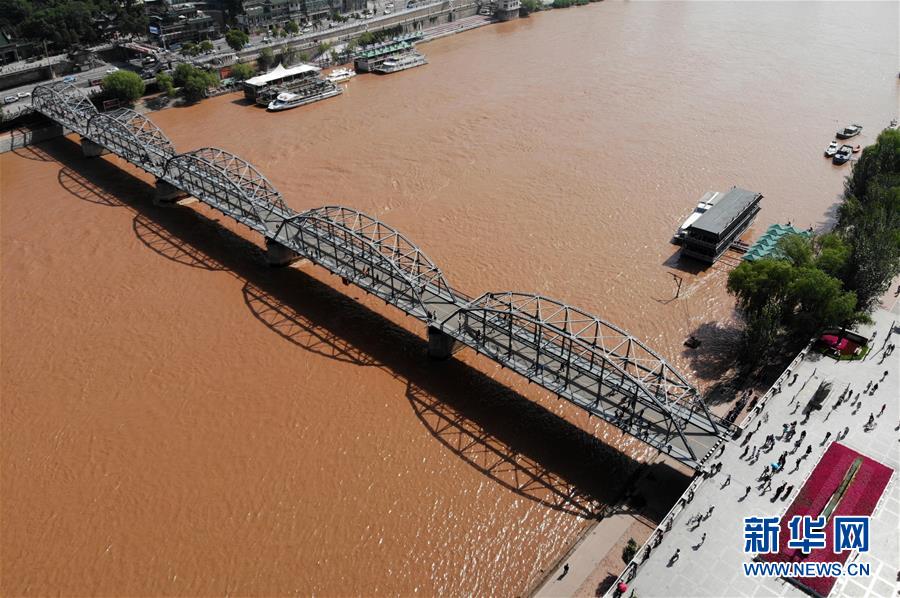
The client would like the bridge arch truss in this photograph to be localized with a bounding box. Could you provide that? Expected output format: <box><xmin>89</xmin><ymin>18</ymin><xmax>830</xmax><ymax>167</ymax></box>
<box><xmin>32</xmin><ymin>82</ymin><xmax>97</xmax><ymax>134</ymax></box>
<box><xmin>440</xmin><ymin>292</ymin><xmax>725</xmax><ymax>463</ymax></box>
<box><xmin>164</xmin><ymin>147</ymin><xmax>292</xmax><ymax>235</ymax></box>
<box><xmin>273</xmin><ymin>206</ymin><xmax>455</xmax><ymax>319</ymax></box>
<box><xmin>86</xmin><ymin>108</ymin><xmax>175</xmax><ymax>175</ymax></box>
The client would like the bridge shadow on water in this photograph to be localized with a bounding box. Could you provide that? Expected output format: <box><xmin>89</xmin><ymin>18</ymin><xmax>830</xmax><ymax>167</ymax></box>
<box><xmin>35</xmin><ymin>136</ymin><xmax>690</xmax><ymax>521</ymax></box>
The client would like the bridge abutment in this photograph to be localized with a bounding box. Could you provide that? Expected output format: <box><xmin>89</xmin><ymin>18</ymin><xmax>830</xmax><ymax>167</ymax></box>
<box><xmin>153</xmin><ymin>179</ymin><xmax>190</xmax><ymax>206</ymax></box>
<box><xmin>427</xmin><ymin>326</ymin><xmax>458</xmax><ymax>360</ymax></box>
<box><xmin>80</xmin><ymin>136</ymin><xmax>108</xmax><ymax>158</ymax></box>
<box><xmin>266</xmin><ymin>238</ymin><xmax>301</xmax><ymax>267</ymax></box>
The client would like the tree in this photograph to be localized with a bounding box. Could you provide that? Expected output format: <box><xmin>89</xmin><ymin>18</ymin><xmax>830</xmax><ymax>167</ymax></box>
<box><xmin>844</xmin><ymin>129</ymin><xmax>900</xmax><ymax>204</ymax></box>
<box><xmin>357</xmin><ymin>31</ymin><xmax>376</xmax><ymax>46</ymax></box>
<box><xmin>279</xmin><ymin>47</ymin><xmax>299</xmax><ymax>66</ymax></box>
<box><xmin>257</xmin><ymin>47</ymin><xmax>276</xmax><ymax>70</ymax></box>
<box><xmin>156</xmin><ymin>72</ymin><xmax>175</xmax><ymax>96</ymax></box>
<box><xmin>225</xmin><ymin>28</ymin><xmax>250</xmax><ymax>51</ymax></box>
<box><xmin>230</xmin><ymin>62</ymin><xmax>255</xmax><ymax>80</ymax></box>
<box><xmin>182</xmin><ymin>69</ymin><xmax>219</xmax><ymax>101</ymax></box>
<box><xmin>622</xmin><ymin>538</ymin><xmax>638</xmax><ymax>564</ymax></box>
<box><xmin>173</xmin><ymin>63</ymin><xmax>218</xmax><ymax>101</ymax></box>
<box><xmin>101</xmin><ymin>69</ymin><xmax>145</xmax><ymax>103</ymax></box>
<box><xmin>284</xmin><ymin>20</ymin><xmax>299</xmax><ymax>34</ymax></box>
<box><xmin>519</xmin><ymin>0</ymin><xmax>540</xmax><ymax>15</ymax></box>
<box><xmin>181</xmin><ymin>42</ymin><xmax>200</xmax><ymax>56</ymax></box>
<box><xmin>773</xmin><ymin>233</ymin><xmax>813</xmax><ymax>268</ymax></box>
<box><xmin>199</xmin><ymin>39</ymin><xmax>214</xmax><ymax>53</ymax></box>
<box><xmin>316</xmin><ymin>41</ymin><xmax>332</xmax><ymax>57</ymax></box>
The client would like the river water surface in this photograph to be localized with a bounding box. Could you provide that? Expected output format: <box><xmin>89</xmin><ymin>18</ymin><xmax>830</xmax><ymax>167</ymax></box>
<box><xmin>2</xmin><ymin>1</ymin><xmax>897</xmax><ymax>595</ymax></box>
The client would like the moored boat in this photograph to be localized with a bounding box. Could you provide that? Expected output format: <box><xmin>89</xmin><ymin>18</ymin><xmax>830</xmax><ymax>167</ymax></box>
<box><xmin>835</xmin><ymin>124</ymin><xmax>862</xmax><ymax>139</ymax></box>
<box><xmin>824</xmin><ymin>141</ymin><xmax>838</xmax><ymax>157</ymax></box>
<box><xmin>326</xmin><ymin>68</ymin><xmax>356</xmax><ymax>83</ymax></box>
<box><xmin>373</xmin><ymin>51</ymin><xmax>427</xmax><ymax>74</ymax></box>
<box><xmin>267</xmin><ymin>83</ymin><xmax>342</xmax><ymax>111</ymax></box>
<box><xmin>672</xmin><ymin>191</ymin><xmax>722</xmax><ymax>244</ymax></box>
<box><xmin>832</xmin><ymin>145</ymin><xmax>853</xmax><ymax>164</ymax></box>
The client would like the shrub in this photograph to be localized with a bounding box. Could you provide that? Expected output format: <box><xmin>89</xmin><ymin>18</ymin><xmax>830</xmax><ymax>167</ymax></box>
<box><xmin>622</xmin><ymin>538</ymin><xmax>638</xmax><ymax>563</ymax></box>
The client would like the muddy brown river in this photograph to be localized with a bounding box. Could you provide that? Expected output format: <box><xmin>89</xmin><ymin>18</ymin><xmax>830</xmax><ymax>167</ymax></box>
<box><xmin>2</xmin><ymin>1</ymin><xmax>897</xmax><ymax>595</ymax></box>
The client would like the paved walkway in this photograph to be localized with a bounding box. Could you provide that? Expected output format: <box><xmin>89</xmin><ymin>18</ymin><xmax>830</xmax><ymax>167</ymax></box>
<box><xmin>625</xmin><ymin>302</ymin><xmax>899</xmax><ymax>597</ymax></box>
<box><xmin>534</xmin><ymin>515</ymin><xmax>634</xmax><ymax>597</ymax></box>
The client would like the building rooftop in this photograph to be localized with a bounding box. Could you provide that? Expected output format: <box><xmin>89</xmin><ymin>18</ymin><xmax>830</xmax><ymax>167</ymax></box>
<box><xmin>244</xmin><ymin>62</ymin><xmax>320</xmax><ymax>87</ymax></box>
<box><xmin>689</xmin><ymin>187</ymin><xmax>762</xmax><ymax>236</ymax></box>
<box><xmin>743</xmin><ymin>224</ymin><xmax>813</xmax><ymax>261</ymax></box>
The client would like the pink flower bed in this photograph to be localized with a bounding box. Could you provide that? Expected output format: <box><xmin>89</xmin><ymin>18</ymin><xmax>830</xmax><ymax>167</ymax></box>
<box><xmin>759</xmin><ymin>442</ymin><xmax>893</xmax><ymax>597</ymax></box>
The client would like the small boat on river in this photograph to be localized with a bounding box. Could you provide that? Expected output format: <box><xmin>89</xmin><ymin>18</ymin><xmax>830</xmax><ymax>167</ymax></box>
<box><xmin>836</xmin><ymin>124</ymin><xmax>862</xmax><ymax>139</ymax></box>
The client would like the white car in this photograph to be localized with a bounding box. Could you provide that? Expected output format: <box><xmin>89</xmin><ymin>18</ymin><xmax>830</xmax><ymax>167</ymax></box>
<box><xmin>105</xmin><ymin>67</ymin><xmax>119</xmax><ymax>74</ymax></box>
<box><xmin>17</xmin><ymin>91</ymin><xmax>31</xmax><ymax>99</ymax></box>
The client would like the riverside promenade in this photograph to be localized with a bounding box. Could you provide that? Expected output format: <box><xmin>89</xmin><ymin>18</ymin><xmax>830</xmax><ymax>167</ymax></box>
<box><xmin>618</xmin><ymin>298</ymin><xmax>899</xmax><ymax>598</ymax></box>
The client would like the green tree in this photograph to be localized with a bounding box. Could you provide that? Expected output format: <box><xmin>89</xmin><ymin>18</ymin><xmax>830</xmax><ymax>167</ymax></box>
<box><xmin>519</xmin><ymin>0</ymin><xmax>540</xmax><ymax>15</ymax></box>
<box><xmin>182</xmin><ymin>41</ymin><xmax>199</xmax><ymax>56</ymax></box>
<box><xmin>279</xmin><ymin>47</ymin><xmax>299</xmax><ymax>66</ymax></box>
<box><xmin>230</xmin><ymin>62</ymin><xmax>255</xmax><ymax>80</ymax></box>
<box><xmin>316</xmin><ymin>40</ymin><xmax>332</xmax><ymax>56</ymax></box>
<box><xmin>156</xmin><ymin>72</ymin><xmax>175</xmax><ymax>96</ymax></box>
<box><xmin>284</xmin><ymin>20</ymin><xmax>299</xmax><ymax>34</ymax></box>
<box><xmin>101</xmin><ymin>69</ymin><xmax>145</xmax><ymax>103</ymax></box>
<box><xmin>844</xmin><ymin>129</ymin><xmax>900</xmax><ymax>205</ymax></box>
<box><xmin>173</xmin><ymin>63</ymin><xmax>218</xmax><ymax>101</ymax></box>
<box><xmin>357</xmin><ymin>31</ymin><xmax>376</xmax><ymax>46</ymax></box>
<box><xmin>199</xmin><ymin>39</ymin><xmax>214</xmax><ymax>53</ymax></box>
<box><xmin>257</xmin><ymin>47</ymin><xmax>276</xmax><ymax>70</ymax></box>
<box><xmin>813</xmin><ymin>233</ymin><xmax>851</xmax><ymax>280</ymax></box>
<box><xmin>622</xmin><ymin>538</ymin><xmax>638</xmax><ymax>564</ymax></box>
<box><xmin>774</xmin><ymin>233</ymin><xmax>813</xmax><ymax>268</ymax></box>
<box><xmin>225</xmin><ymin>28</ymin><xmax>250</xmax><ymax>51</ymax></box>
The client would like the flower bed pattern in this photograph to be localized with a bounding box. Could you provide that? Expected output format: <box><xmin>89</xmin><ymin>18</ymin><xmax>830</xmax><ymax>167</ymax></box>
<box><xmin>759</xmin><ymin>442</ymin><xmax>894</xmax><ymax>597</ymax></box>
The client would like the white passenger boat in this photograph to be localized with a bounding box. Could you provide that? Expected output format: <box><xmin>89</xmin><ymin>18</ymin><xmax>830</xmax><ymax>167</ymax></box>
<box><xmin>373</xmin><ymin>52</ymin><xmax>427</xmax><ymax>74</ymax></box>
<box><xmin>267</xmin><ymin>85</ymin><xmax>342</xmax><ymax>111</ymax></box>
<box><xmin>326</xmin><ymin>68</ymin><xmax>356</xmax><ymax>83</ymax></box>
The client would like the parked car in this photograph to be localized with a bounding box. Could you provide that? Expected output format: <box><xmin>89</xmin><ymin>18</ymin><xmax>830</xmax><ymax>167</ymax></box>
<box><xmin>105</xmin><ymin>66</ymin><xmax>119</xmax><ymax>74</ymax></box>
<box><xmin>63</xmin><ymin>75</ymin><xmax>77</xmax><ymax>83</ymax></box>
<box><xmin>4</xmin><ymin>96</ymin><xmax>17</xmax><ymax>104</ymax></box>
<box><xmin>16</xmin><ymin>91</ymin><xmax>31</xmax><ymax>98</ymax></box>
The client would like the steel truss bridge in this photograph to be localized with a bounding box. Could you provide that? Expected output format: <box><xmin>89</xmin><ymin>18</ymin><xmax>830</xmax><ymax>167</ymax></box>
<box><xmin>32</xmin><ymin>81</ymin><xmax>731</xmax><ymax>468</ymax></box>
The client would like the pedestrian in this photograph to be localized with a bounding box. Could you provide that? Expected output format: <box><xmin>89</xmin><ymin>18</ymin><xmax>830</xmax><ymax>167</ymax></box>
<box><xmin>668</xmin><ymin>548</ymin><xmax>681</xmax><ymax>566</ymax></box>
<box><xmin>741</xmin><ymin>485</ymin><xmax>751</xmax><ymax>499</ymax></box>
<box><xmin>780</xmin><ymin>423</ymin><xmax>789</xmax><ymax>439</ymax></box>
<box><xmin>740</xmin><ymin>445</ymin><xmax>749</xmax><ymax>459</ymax></box>
<box><xmin>871</xmin><ymin>383</ymin><xmax>879</xmax><ymax>395</ymax></box>
<box><xmin>881</xmin><ymin>370</ymin><xmax>889</xmax><ymax>382</ymax></box>
<box><xmin>754</xmin><ymin>420</ymin><xmax>762</xmax><ymax>432</ymax></box>
<box><xmin>867</xmin><ymin>413</ymin><xmax>875</xmax><ymax>427</ymax></box>
<box><xmin>557</xmin><ymin>563</ymin><xmax>570</xmax><ymax>580</ymax></box>
<box><xmin>821</xmin><ymin>431</ymin><xmax>831</xmax><ymax>445</ymax></box>
<box><xmin>878</xmin><ymin>404</ymin><xmax>886</xmax><ymax>417</ymax></box>
<box><xmin>741</xmin><ymin>430</ymin><xmax>754</xmax><ymax>447</ymax></box>
<box><xmin>842</xmin><ymin>426</ymin><xmax>849</xmax><ymax>439</ymax></box>
<box><xmin>799</xmin><ymin>430</ymin><xmax>806</xmax><ymax>441</ymax></box>
<box><xmin>694</xmin><ymin>532</ymin><xmax>707</xmax><ymax>549</ymax></box>
<box><xmin>865</xmin><ymin>381</ymin><xmax>872</xmax><ymax>393</ymax></box>
<box><xmin>772</xmin><ymin>485</ymin><xmax>784</xmax><ymax>501</ymax></box>
<box><xmin>722</xmin><ymin>474</ymin><xmax>731</xmax><ymax>488</ymax></box>
<box><xmin>782</xmin><ymin>485</ymin><xmax>794</xmax><ymax>499</ymax></box>
<box><xmin>805</xmin><ymin>445</ymin><xmax>812</xmax><ymax>456</ymax></box>
<box><xmin>705</xmin><ymin>506</ymin><xmax>715</xmax><ymax>520</ymax></box>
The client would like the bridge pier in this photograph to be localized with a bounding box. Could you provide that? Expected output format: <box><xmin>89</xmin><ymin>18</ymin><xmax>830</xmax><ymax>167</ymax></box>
<box><xmin>80</xmin><ymin>136</ymin><xmax>108</xmax><ymax>158</ymax></box>
<box><xmin>266</xmin><ymin>238</ymin><xmax>300</xmax><ymax>267</ymax></box>
<box><xmin>427</xmin><ymin>326</ymin><xmax>458</xmax><ymax>360</ymax></box>
<box><xmin>153</xmin><ymin>179</ymin><xmax>190</xmax><ymax>206</ymax></box>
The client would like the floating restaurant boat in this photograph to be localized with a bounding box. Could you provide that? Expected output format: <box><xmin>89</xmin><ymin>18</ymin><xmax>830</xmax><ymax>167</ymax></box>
<box><xmin>835</xmin><ymin>123</ymin><xmax>862</xmax><ymax>139</ymax></box>
<box><xmin>680</xmin><ymin>187</ymin><xmax>763</xmax><ymax>264</ymax></box>
<box><xmin>824</xmin><ymin>141</ymin><xmax>839</xmax><ymax>157</ymax></box>
<box><xmin>372</xmin><ymin>51</ymin><xmax>428</xmax><ymax>74</ymax></box>
<box><xmin>326</xmin><ymin>68</ymin><xmax>356</xmax><ymax>83</ymax></box>
<box><xmin>672</xmin><ymin>191</ymin><xmax>722</xmax><ymax>245</ymax></box>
